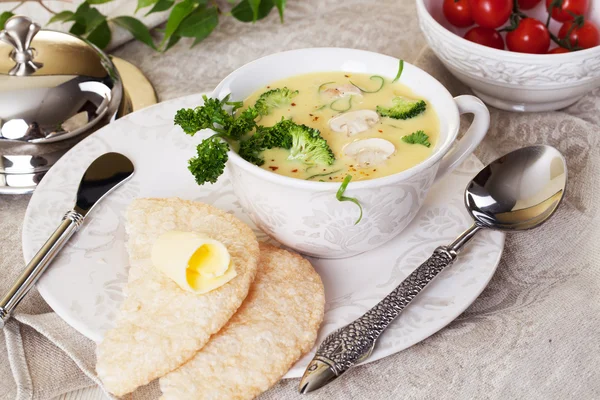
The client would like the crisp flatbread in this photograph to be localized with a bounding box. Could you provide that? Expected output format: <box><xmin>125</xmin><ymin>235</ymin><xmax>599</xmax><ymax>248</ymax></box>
<box><xmin>96</xmin><ymin>198</ymin><xmax>260</xmax><ymax>396</ymax></box>
<box><xmin>159</xmin><ymin>243</ymin><xmax>325</xmax><ymax>400</ymax></box>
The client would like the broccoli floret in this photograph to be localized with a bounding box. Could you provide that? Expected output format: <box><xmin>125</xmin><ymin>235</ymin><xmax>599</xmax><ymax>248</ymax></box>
<box><xmin>284</xmin><ymin>122</ymin><xmax>335</xmax><ymax>166</ymax></box>
<box><xmin>238</xmin><ymin>125</ymin><xmax>292</xmax><ymax>166</ymax></box>
<box><xmin>376</xmin><ymin>97</ymin><xmax>426</xmax><ymax>120</ymax></box>
<box><xmin>238</xmin><ymin>119</ymin><xmax>334</xmax><ymax>167</ymax></box>
<box><xmin>254</xmin><ymin>87</ymin><xmax>299</xmax><ymax>116</ymax></box>
<box><xmin>188</xmin><ymin>136</ymin><xmax>229</xmax><ymax>185</ymax></box>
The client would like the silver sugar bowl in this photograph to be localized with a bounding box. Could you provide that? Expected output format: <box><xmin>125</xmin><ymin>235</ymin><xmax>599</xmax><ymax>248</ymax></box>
<box><xmin>0</xmin><ymin>15</ymin><xmax>123</xmax><ymax>143</ymax></box>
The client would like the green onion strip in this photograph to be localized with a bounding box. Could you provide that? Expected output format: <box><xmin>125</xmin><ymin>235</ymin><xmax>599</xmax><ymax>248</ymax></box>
<box><xmin>336</xmin><ymin>174</ymin><xmax>363</xmax><ymax>225</ymax></box>
<box><xmin>330</xmin><ymin>95</ymin><xmax>353</xmax><ymax>112</ymax></box>
<box><xmin>306</xmin><ymin>169</ymin><xmax>342</xmax><ymax>180</ymax></box>
<box><xmin>392</xmin><ymin>59</ymin><xmax>404</xmax><ymax>83</ymax></box>
<box><xmin>350</xmin><ymin>75</ymin><xmax>385</xmax><ymax>93</ymax></box>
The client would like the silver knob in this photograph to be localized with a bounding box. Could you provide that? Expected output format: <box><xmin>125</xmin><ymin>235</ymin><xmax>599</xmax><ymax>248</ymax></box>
<box><xmin>0</xmin><ymin>15</ymin><xmax>43</xmax><ymax>76</ymax></box>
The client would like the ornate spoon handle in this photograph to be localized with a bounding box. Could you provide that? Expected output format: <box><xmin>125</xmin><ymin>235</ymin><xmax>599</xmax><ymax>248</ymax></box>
<box><xmin>315</xmin><ymin>247</ymin><xmax>456</xmax><ymax>372</ymax></box>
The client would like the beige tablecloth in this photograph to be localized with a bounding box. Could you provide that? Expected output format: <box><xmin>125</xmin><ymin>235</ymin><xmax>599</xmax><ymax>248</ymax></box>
<box><xmin>2</xmin><ymin>0</ymin><xmax>600</xmax><ymax>399</ymax></box>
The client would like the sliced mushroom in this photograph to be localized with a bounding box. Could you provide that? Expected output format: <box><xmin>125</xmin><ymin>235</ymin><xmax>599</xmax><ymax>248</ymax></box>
<box><xmin>343</xmin><ymin>138</ymin><xmax>395</xmax><ymax>168</ymax></box>
<box><xmin>323</xmin><ymin>84</ymin><xmax>362</xmax><ymax>99</ymax></box>
<box><xmin>328</xmin><ymin>110</ymin><xmax>380</xmax><ymax>136</ymax></box>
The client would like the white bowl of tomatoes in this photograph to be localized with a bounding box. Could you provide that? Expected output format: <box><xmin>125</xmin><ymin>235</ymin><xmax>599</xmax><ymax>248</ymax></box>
<box><xmin>416</xmin><ymin>0</ymin><xmax>600</xmax><ymax>111</ymax></box>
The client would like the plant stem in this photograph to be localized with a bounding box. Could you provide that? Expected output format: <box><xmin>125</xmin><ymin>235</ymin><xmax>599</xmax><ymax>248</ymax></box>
<box><xmin>36</xmin><ymin>0</ymin><xmax>58</xmax><ymax>15</ymax></box>
<box><xmin>546</xmin><ymin>9</ymin><xmax>552</xmax><ymax>27</ymax></box>
<box><xmin>10</xmin><ymin>1</ymin><xmax>25</xmax><ymax>12</ymax></box>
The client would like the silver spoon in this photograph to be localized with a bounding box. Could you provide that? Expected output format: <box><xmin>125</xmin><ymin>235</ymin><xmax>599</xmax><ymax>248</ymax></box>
<box><xmin>299</xmin><ymin>145</ymin><xmax>567</xmax><ymax>394</ymax></box>
<box><xmin>0</xmin><ymin>152</ymin><xmax>134</xmax><ymax>328</ymax></box>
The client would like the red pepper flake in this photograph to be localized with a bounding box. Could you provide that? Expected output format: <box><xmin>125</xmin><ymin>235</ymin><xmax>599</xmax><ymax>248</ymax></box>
<box><xmin>271</xmin><ymin>159</ymin><xmax>275</xmax><ymax>162</ymax></box>
<box><xmin>267</xmin><ymin>86</ymin><xmax>270</xmax><ymax>88</ymax></box>
<box><xmin>378</xmin><ymin>129</ymin><xmax>383</xmax><ymax>133</ymax></box>
<box><xmin>323</xmin><ymin>169</ymin><xmax>327</xmax><ymax>171</ymax></box>
<box><xmin>314</xmin><ymin>116</ymin><xmax>320</xmax><ymax>121</ymax></box>
<box><xmin>292</xmin><ymin>169</ymin><xmax>298</xmax><ymax>173</ymax></box>
<box><xmin>329</xmin><ymin>177</ymin><xmax>333</xmax><ymax>180</ymax></box>
<box><xmin>344</xmin><ymin>74</ymin><xmax>350</xmax><ymax>77</ymax></box>
<box><xmin>373</xmin><ymin>169</ymin><xmax>377</xmax><ymax>172</ymax></box>
<box><xmin>269</xmin><ymin>166</ymin><xmax>279</xmax><ymax>171</ymax></box>
<box><xmin>309</xmin><ymin>113</ymin><xmax>314</xmax><ymax>116</ymax></box>
<box><xmin>291</xmin><ymin>103</ymin><xmax>296</xmax><ymax>106</ymax></box>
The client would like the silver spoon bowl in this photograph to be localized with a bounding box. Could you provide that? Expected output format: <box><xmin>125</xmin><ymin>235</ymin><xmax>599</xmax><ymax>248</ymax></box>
<box><xmin>299</xmin><ymin>145</ymin><xmax>567</xmax><ymax>394</ymax></box>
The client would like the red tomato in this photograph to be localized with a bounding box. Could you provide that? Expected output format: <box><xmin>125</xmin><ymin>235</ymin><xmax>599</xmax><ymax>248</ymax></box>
<box><xmin>464</xmin><ymin>27</ymin><xmax>505</xmax><ymax>49</ymax></box>
<box><xmin>470</xmin><ymin>0</ymin><xmax>513</xmax><ymax>29</ymax></box>
<box><xmin>545</xmin><ymin>0</ymin><xmax>589</xmax><ymax>22</ymax></box>
<box><xmin>443</xmin><ymin>0</ymin><xmax>474</xmax><ymax>27</ymax></box>
<box><xmin>518</xmin><ymin>0</ymin><xmax>542</xmax><ymax>9</ymax></box>
<box><xmin>506</xmin><ymin>18</ymin><xmax>551</xmax><ymax>53</ymax></box>
<box><xmin>558</xmin><ymin>20</ymin><xmax>600</xmax><ymax>49</ymax></box>
<box><xmin>547</xmin><ymin>47</ymin><xmax>570</xmax><ymax>53</ymax></box>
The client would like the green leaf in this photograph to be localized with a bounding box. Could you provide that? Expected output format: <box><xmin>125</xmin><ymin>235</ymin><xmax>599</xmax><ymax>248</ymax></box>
<box><xmin>401</xmin><ymin>130</ymin><xmax>431</xmax><ymax>147</ymax></box>
<box><xmin>136</xmin><ymin>0</ymin><xmax>159</xmax><ymax>12</ymax></box>
<box><xmin>69</xmin><ymin>21</ymin><xmax>87</xmax><ymax>35</ymax></box>
<box><xmin>86</xmin><ymin>19</ymin><xmax>112</xmax><ymax>49</ymax></box>
<box><xmin>0</xmin><ymin>11</ymin><xmax>14</xmax><ymax>29</ymax></box>
<box><xmin>146</xmin><ymin>0</ymin><xmax>175</xmax><ymax>15</ymax></box>
<box><xmin>231</xmin><ymin>0</ymin><xmax>274</xmax><ymax>22</ymax></box>
<box><xmin>87</xmin><ymin>0</ymin><xmax>115</xmax><ymax>3</ymax></box>
<box><xmin>273</xmin><ymin>0</ymin><xmax>286</xmax><ymax>22</ymax></box>
<box><xmin>336</xmin><ymin>175</ymin><xmax>363</xmax><ymax>225</ymax></box>
<box><xmin>247</xmin><ymin>0</ymin><xmax>261</xmax><ymax>22</ymax></box>
<box><xmin>71</xmin><ymin>3</ymin><xmax>106</xmax><ymax>35</ymax></box>
<box><xmin>47</xmin><ymin>11</ymin><xmax>75</xmax><ymax>25</ymax></box>
<box><xmin>178</xmin><ymin>6</ymin><xmax>218</xmax><ymax>46</ymax></box>
<box><xmin>162</xmin><ymin>0</ymin><xmax>196</xmax><ymax>44</ymax></box>
<box><xmin>164</xmin><ymin>33</ymin><xmax>181</xmax><ymax>51</ymax></box>
<box><xmin>112</xmin><ymin>16</ymin><xmax>157</xmax><ymax>49</ymax></box>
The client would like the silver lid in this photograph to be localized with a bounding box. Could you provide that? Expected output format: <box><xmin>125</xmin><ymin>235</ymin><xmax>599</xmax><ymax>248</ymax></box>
<box><xmin>0</xmin><ymin>15</ymin><xmax>123</xmax><ymax>143</ymax></box>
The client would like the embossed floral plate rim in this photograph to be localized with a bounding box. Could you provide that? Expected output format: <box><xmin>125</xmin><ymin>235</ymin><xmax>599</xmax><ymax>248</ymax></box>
<box><xmin>22</xmin><ymin>93</ymin><xmax>505</xmax><ymax>379</ymax></box>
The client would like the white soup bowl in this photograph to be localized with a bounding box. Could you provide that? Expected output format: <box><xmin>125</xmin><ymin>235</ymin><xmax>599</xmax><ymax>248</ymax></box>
<box><xmin>211</xmin><ymin>48</ymin><xmax>490</xmax><ymax>258</ymax></box>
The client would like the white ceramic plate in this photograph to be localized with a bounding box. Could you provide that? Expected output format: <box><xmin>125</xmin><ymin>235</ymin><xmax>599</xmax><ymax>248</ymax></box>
<box><xmin>23</xmin><ymin>93</ymin><xmax>504</xmax><ymax>378</ymax></box>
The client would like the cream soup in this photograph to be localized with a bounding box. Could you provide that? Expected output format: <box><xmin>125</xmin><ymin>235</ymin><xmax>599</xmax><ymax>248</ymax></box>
<box><xmin>239</xmin><ymin>72</ymin><xmax>439</xmax><ymax>182</ymax></box>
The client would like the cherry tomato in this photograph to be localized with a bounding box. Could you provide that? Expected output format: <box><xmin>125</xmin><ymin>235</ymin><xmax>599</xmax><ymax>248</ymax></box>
<box><xmin>470</xmin><ymin>0</ymin><xmax>513</xmax><ymax>29</ymax></box>
<box><xmin>518</xmin><ymin>0</ymin><xmax>542</xmax><ymax>9</ymax></box>
<box><xmin>545</xmin><ymin>0</ymin><xmax>589</xmax><ymax>22</ymax></box>
<box><xmin>506</xmin><ymin>18</ymin><xmax>551</xmax><ymax>54</ymax></box>
<box><xmin>443</xmin><ymin>0</ymin><xmax>474</xmax><ymax>27</ymax></box>
<box><xmin>464</xmin><ymin>27</ymin><xmax>505</xmax><ymax>49</ymax></box>
<box><xmin>558</xmin><ymin>19</ymin><xmax>600</xmax><ymax>49</ymax></box>
<box><xmin>547</xmin><ymin>47</ymin><xmax>570</xmax><ymax>53</ymax></box>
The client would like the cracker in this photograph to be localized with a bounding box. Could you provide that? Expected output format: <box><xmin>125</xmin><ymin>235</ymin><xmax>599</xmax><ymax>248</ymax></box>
<box><xmin>159</xmin><ymin>243</ymin><xmax>325</xmax><ymax>400</ymax></box>
<box><xmin>96</xmin><ymin>198</ymin><xmax>260</xmax><ymax>396</ymax></box>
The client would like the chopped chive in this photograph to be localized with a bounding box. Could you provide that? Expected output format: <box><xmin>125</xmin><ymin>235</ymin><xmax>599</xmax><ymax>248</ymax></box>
<box><xmin>330</xmin><ymin>96</ymin><xmax>353</xmax><ymax>112</ymax></box>
<box><xmin>336</xmin><ymin>174</ymin><xmax>363</xmax><ymax>225</ymax></box>
<box><xmin>306</xmin><ymin>169</ymin><xmax>342</xmax><ymax>180</ymax></box>
<box><xmin>392</xmin><ymin>59</ymin><xmax>404</xmax><ymax>83</ymax></box>
<box><xmin>350</xmin><ymin>75</ymin><xmax>385</xmax><ymax>93</ymax></box>
<box><xmin>318</xmin><ymin>81</ymin><xmax>336</xmax><ymax>92</ymax></box>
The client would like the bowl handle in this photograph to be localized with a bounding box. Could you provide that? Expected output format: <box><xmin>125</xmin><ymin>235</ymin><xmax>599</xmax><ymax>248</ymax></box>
<box><xmin>435</xmin><ymin>95</ymin><xmax>490</xmax><ymax>181</ymax></box>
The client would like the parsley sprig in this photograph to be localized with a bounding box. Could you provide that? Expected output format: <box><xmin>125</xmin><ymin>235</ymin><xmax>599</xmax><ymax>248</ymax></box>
<box><xmin>402</xmin><ymin>130</ymin><xmax>431</xmax><ymax>147</ymax></box>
